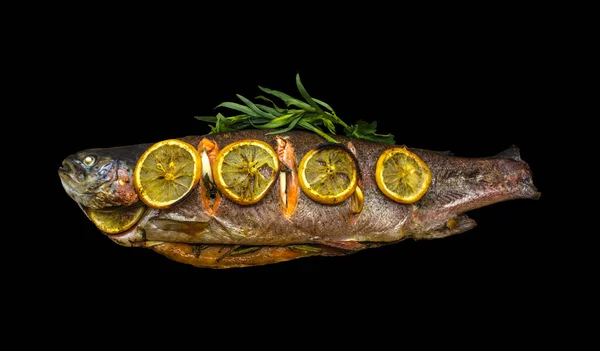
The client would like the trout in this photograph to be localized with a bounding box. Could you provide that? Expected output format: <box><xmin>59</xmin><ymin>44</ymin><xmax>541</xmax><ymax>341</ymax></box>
<box><xmin>58</xmin><ymin>129</ymin><xmax>540</xmax><ymax>268</ymax></box>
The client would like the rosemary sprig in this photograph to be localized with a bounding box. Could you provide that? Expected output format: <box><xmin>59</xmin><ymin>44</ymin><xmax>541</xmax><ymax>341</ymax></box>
<box><xmin>195</xmin><ymin>74</ymin><xmax>395</xmax><ymax>144</ymax></box>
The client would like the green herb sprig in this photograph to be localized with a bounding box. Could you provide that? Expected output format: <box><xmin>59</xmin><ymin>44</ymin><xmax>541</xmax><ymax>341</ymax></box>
<box><xmin>195</xmin><ymin>74</ymin><xmax>395</xmax><ymax>144</ymax></box>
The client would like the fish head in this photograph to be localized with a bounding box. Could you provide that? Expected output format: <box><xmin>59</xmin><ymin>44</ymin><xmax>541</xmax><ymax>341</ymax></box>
<box><xmin>58</xmin><ymin>144</ymin><xmax>149</xmax><ymax>209</ymax></box>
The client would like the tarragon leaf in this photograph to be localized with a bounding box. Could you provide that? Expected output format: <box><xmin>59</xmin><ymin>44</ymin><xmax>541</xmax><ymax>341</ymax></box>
<box><xmin>295</xmin><ymin>73</ymin><xmax>323</xmax><ymax>113</ymax></box>
<box><xmin>312</xmin><ymin>98</ymin><xmax>335</xmax><ymax>113</ymax></box>
<box><xmin>255</xmin><ymin>113</ymin><xmax>298</xmax><ymax>129</ymax></box>
<box><xmin>255</xmin><ymin>95</ymin><xmax>287</xmax><ymax>113</ymax></box>
<box><xmin>254</xmin><ymin>104</ymin><xmax>284</xmax><ymax>117</ymax></box>
<box><xmin>197</xmin><ymin>75</ymin><xmax>396</xmax><ymax>144</ymax></box>
<box><xmin>213</xmin><ymin>113</ymin><xmax>238</xmax><ymax>133</ymax></box>
<box><xmin>216</xmin><ymin>102</ymin><xmax>260</xmax><ymax>117</ymax></box>
<box><xmin>322</xmin><ymin>119</ymin><xmax>336</xmax><ymax>135</ymax></box>
<box><xmin>229</xmin><ymin>246</ymin><xmax>261</xmax><ymax>256</ymax></box>
<box><xmin>246</xmin><ymin>117</ymin><xmax>273</xmax><ymax>128</ymax></box>
<box><xmin>194</xmin><ymin>116</ymin><xmax>218</xmax><ymax>123</ymax></box>
<box><xmin>265</xmin><ymin>114</ymin><xmax>303</xmax><ymax>135</ymax></box>
<box><xmin>289</xmin><ymin>245</ymin><xmax>322</xmax><ymax>253</ymax></box>
<box><xmin>236</xmin><ymin>94</ymin><xmax>277</xmax><ymax>119</ymax></box>
<box><xmin>258</xmin><ymin>86</ymin><xmax>315</xmax><ymax>112</ymax></box>
<box><xmin>297</xmin><ymin>120</ymin><xmax>338</xmax><ymax>143</ymax></box>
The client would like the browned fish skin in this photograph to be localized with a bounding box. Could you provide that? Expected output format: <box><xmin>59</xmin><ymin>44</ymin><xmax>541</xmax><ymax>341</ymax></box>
<box><xmin>141</xmin><ymin>129</ymin><xmax>539</xmax><ymax>246</ymax></box>
<box><xmin>60</xmin><ymin>129</ymin><xmax>539</xmax><ymax>268</ymax></box>
<box><xmin>150</xmin><ymin>243</ymin><xmax>348</xmax><ymax>269</ymax></box>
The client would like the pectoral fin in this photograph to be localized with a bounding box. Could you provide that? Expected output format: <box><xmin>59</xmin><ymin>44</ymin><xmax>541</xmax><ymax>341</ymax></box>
<box><xmin>413</xmin><ymin>215</ymin><xmax>477</xmax><ymax>240</ymax></box>
<box><xmin>145</xmin><ymin>219</ymin><xmax>211</xmax><ymax>243</ymax></box>
<box><xmin>151</xmin><ymin>219</ymin><xmax>208</xmax><ymax>234</ymax></box>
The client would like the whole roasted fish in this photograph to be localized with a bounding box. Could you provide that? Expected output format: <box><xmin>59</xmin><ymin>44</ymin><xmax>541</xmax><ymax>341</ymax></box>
<box><xmin>58</xmin><ymin>129</ymin><xmax>539</xmax><ymax>268</ymax></box>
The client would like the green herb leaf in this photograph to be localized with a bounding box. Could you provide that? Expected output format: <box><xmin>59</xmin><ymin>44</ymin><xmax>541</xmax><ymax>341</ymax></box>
<box><xmin>229</xmin><ymin>246</ymin><xmax>261</xmax><ymax>256</ymax></box>
<box><xmin>297</xmin><ymin>120</ymin><xmax>338</xmax><ymax>143</ymax></box>
<box><xmin>323</xmin><ymin>119</ymin><xmax>336</xmax><ymax>135</ymax></box>
<box><xmin>197</xmin><ymin>75</ymin><xmax>396</xmax><ymax>144</ymax></box>
<box><xmin>312</xmin><ymin>98</ymin><xmax>335</xmax><ymax>113</ymax></box>
<box><xmin>355</xmin><ymin>120</ymin><xmax>377</xmax><ymax>135</ymax></box>
<box><xmin>254</xmin><ymin>104</ymin><xmax>285</xmax><ymax>117</ymax></box>
<box><xmin>345</xmin><ymin>120</ymin><xmax>396</xmax><ymax>144</ymax></box>
<box><xmin>236</xmin><ymin>94</ymin><xmax>277</xmax><ymax>119</ymax></box>
<box><xmin>255</xmin><ymin>95</ymin><xmax>287</xmax><ymax>113</ymax></box>
<box><xmin>216</xmin><ymin>102</ymin><xmax>260</xmax><ymax>117</ymax></box>
<box><xmin>265</xmin><ymin>114</ymin><xmax>303</xmax><ymax>135</ymax></box>
<box><xmin>246</xmin><ymin>117</ymin><xmax>272</xmax><ymax>129</ymax></box>
<box><xmin>289</xmin><ymin>245</ymin><xmax>322</xmax><ymax>253</ymax></box>
<box><xmin>255</xmin><ymin>113</ymin><xmax>298</xmax><ymax>129</ymax></box>
<box><xmin>258</xmin><ymin>86</ymin><xmax>315</xmax><ymax>112</ymax></box>
<box><xmin>194</xmin><ymin>116</ymin><xmax>218</xmax><ymax>123</ymax></box>
<box><xmin>295</xmin><ymin>73</ymin><xmax>323</xmax><ymax>113</ymax></box>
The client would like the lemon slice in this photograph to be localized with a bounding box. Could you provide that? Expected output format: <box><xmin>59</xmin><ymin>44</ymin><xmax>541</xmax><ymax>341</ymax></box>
<box><xmin>213</xmin><ymin>140</ymin><xmax>279</xmax><ymax>205</ymax></box>
<box><xmin>88</xmin><ymin>206</ymin><xmax>146</xmax><ymax>234</ymax></box>
<box><xmin>375</xmin><ymin>147</ymin><xmax>431</xmax><ymax>204</ymax></box>
<box><xmin>133</xmin><ymin>139</ymin><xmax>201</xmax><ymax>209</ymax></box>
<box><xmin>298</xmin><ymin>146</ymin><xmax>357</xmax><ymax>204</ymax></box>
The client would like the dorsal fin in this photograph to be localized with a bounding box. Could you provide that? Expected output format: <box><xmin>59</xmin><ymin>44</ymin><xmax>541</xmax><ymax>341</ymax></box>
<box><xmin>494</xmin><ymin>145</ymin><xmax>522</xmax><ymax>161</ymax></box>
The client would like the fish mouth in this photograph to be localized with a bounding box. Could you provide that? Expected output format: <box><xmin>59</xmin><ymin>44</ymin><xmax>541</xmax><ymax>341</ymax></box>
<box><xmin>58</xmin><ymin>171</ymin><xmax>81</xmax><ymax>202</ymax></box>
<box><xmin>58</xmin><ymin>158</ymin><xmax>73</xmax><ymax>173</ymax></box>
<box><xmin>58</xmin><ymin>159</ymin><xmax>85</xmax><ymax>203</ymax></box>
<box><xmin>59</xmin><ymin>158</ymin><xmax>124</xmax><ymax>208</ymax></box>
<box><xmin>58</xmin><ymin>159</ymin><xmax>83</xmax><ymax>186</ymax></box>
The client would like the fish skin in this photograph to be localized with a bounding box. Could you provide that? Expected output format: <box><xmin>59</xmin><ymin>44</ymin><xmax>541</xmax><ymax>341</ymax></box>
<box><xmin>58</xmin><ymin>129</ymin><xmax>540</xmax><ymax>267</ymax></box>
<box><xmin>144</xmin><ymin>130</ymin><xmax>539</xmax><ymax>246</ymax></box>
<box><xmin>146</xmin><ymin>131</ymin><xmax>404</xmax><ymax>245</ymax></box>
<box><xmin>150</xmin><ymin>243</ymin><xmax>347</xmax><ymax>269</ymax></box>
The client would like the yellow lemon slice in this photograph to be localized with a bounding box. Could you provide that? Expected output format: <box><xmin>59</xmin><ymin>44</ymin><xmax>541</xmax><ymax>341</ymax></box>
<box><xmin>298</xmin><ymin>146</ymin><xmax>357</xmax><ymax>204</ymax></box>
<box><xmin>88</xmin><ymin>205</ymin><xmax>146</xmax><ymax>234</ymax></box>
<box><xmin>133</xmin><ymin>139</ymin><xmax>201</xmax><ymax>209</ymax></box>
<box><xmin>375</xmin><ymin>147</ymin><xmax>431</xmax><ymax>204</ymax></box>
<box><xmin>213</xmin><ymin>140</ymin><xmax>279</xmax><ymax>205</ymax></box>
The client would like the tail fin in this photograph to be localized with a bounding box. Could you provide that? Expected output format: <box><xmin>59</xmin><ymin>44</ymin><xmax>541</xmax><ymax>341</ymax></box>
<box><xmin>493</xmin><ymin>145</ymin><xmax>540</xmax><ymax>200</ymax></box>
<box><xmin>493</xmin><ymin>145</ymin><xmax>522</xmax><ymax>161</ymax></box>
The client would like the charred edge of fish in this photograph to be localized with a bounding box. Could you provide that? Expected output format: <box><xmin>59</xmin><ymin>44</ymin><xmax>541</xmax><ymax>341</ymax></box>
<box><xmin>198</xmin><ymin>138</ymin><xmax>222</xmax><ymax>215</ymax></box>
<box><xmin>276</xmin><ymin>136</ymin><xmax>299</xmax><ymax>219</ymax></box>
<box><xmin>150</xmin><ymin>243</ymin><xmax>355</xmax><ymax>269</ymax></box>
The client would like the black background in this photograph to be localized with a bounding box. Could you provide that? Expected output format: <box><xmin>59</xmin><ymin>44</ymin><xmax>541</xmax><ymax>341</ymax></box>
<box><xmin>11</xmin><ymin>4</ymin><xmax>591</xmax><ymax>342</ymax></box>
<box><xmin>39</xmin><ymin>24</ymin><xmax>559</xmax><ymax>298</ymax></box>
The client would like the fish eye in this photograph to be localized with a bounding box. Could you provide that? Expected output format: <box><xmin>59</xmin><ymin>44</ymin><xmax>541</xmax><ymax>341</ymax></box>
<box><xmin>83</xmin><ymin>156</ymin><xmax>96</xmax><ymax>167</ymax></box>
